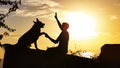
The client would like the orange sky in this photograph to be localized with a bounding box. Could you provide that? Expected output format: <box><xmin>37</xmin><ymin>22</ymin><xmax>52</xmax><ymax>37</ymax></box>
<box><xmin>1</xmin><ymin>0</ymin><xmax>120</xmax><ymax>58</ymax></box>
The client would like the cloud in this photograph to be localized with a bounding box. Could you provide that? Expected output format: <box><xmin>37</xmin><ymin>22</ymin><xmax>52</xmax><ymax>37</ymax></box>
<box><xmin>0</xmin><ymin>8</ymin><xmax>8</xmax><ymax>14</ymax></box>
<box><xmin>15</xmin><ymin>0</ymin><xmax>61</xmax><ymax>17</ymax></box>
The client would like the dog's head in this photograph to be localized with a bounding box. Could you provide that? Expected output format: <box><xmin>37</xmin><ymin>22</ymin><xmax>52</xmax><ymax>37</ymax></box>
<box><xmin>33</xmin><ymin>18</ymin><xmax>45</xmax><ymax>28</ymax></box>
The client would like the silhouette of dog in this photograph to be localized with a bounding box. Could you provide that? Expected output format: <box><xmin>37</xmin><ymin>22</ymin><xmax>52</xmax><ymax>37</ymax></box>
<box><xmin>16</xmin><ymin>18</ymin><xmax>45</xmax><ymax>50</ymax></box>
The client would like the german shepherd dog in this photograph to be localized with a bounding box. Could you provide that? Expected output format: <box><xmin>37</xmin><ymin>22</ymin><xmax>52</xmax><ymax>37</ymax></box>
<box><xmin>16</xmin><ymin>18</ymin><xmax>45</xmax><ymax>49</ymax></box>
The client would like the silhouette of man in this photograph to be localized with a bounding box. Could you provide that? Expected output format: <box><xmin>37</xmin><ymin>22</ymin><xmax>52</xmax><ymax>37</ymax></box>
<box><xmin>45</xmin><ymin>12</ymin><xmax>69</xmax><ymax>55</ymax></box>
<box><xmin>44</xmin><ymin>12</ymin><xmax>69</xmax><ymax>68</ymax></box>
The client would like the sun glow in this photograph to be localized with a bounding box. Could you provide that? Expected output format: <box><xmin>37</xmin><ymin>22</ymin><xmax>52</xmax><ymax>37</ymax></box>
<box><xmin>65</xmin><ymin>12</ymin><xmax>98</xmax><ymax>40</ymax></box>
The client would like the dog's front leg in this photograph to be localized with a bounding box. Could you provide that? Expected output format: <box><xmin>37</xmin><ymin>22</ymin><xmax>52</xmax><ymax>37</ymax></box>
<box><xmin>34</xmin><ymin>41</ymin><xmax>39</xmax><ymax>50</ymax></box>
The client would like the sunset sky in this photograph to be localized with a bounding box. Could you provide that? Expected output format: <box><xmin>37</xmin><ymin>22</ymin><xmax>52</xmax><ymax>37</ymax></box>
<box><xmin>1</xmin><ymin>0</ymin><xmax>120</xmax><ymax>58</ymax></box>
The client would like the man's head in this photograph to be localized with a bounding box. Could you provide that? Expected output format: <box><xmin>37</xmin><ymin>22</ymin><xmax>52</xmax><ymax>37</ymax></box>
<box><xmin>61</xmin><ymin>22</ymin><xmax>69</xmax><ymax>31</ymax></box>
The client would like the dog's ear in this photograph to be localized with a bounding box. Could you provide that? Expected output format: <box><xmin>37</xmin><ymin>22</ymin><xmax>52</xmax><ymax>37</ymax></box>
<box><xmin>36</xmin><ymin>18</ymin><xmax>40</xmax><ymax>22</ymax></box>
<box><xmin>33</xmin><ymin>18</ymin><xmax>39</xmax><ymax>23</ymax></box>
<box><xmin>33</xmin><ymin>21</ymin><xmax>36</xmax><ymax>24</ymax></box>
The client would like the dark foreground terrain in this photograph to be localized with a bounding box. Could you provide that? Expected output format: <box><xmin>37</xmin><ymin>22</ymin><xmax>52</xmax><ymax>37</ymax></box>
<box><xmin>2</xmin><ymin>44</ymin><xmax>120</xmax><ymax>68</ymax></box>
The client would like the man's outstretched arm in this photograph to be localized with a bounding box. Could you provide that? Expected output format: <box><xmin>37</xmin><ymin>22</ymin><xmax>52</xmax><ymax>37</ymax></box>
<box><xmin>54</xmin><ymin>12</ymin><xmax>62</xmax><ymax>30</ymax></box>
<box><xmin>44</xmin><ymin>33</ymin><xmax>59</xmax><ymax>44</ymax></box>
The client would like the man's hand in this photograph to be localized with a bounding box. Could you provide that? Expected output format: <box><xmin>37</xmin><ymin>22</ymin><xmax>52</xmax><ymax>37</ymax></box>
<box><xmin>54</xmin><ymin>12</ymin><xmax>57</xmax><ymax>19</ymax></box>
<box><xmin>42</xmin><ymin>32</ymin><xmax>49</xmax><ymax>38</ymax></box>
<box><xmin>44</xmin><ymin>33</ymin><xmax>49</xmax><ymax>38</ymax></box>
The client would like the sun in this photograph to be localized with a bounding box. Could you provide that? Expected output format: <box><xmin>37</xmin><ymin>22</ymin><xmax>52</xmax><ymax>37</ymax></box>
<box><xmin>65</xmin><ymin>12</ymin><xmax>98</xmax><ymax>40</ymax></box>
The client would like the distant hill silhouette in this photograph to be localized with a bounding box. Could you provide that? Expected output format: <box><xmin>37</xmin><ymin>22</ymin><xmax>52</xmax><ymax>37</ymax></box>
<box><xmin>99</xmin><ymin>44</ymin><xmax>120</xmax><ymax>68</ymax></box>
